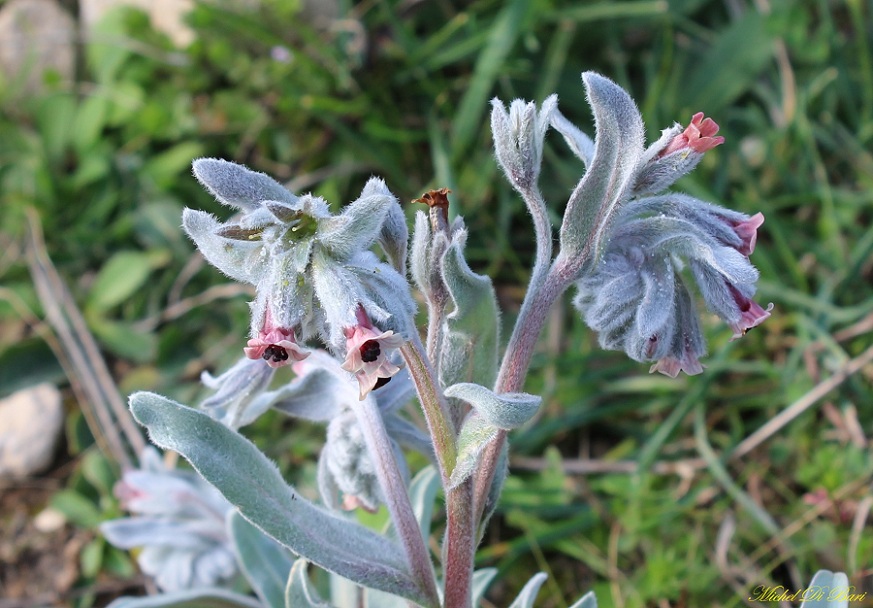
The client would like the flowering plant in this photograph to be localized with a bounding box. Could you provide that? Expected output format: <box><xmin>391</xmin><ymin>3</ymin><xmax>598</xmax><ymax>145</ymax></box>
<box><xmin>104</xmin><ymin>72</ymin><xmax>774</xmax><ymax>608</ymax></box>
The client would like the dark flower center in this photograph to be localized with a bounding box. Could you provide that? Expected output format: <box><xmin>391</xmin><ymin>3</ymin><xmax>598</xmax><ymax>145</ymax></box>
<box><xmin>360</xmin><ymin>340</ymin><xmax>381</xmax><ymax>363</ymax></box>
<box><xmin>263</xmin><ymin>345</ymin><xmax>289</xmax><ymax>363</ymax></box>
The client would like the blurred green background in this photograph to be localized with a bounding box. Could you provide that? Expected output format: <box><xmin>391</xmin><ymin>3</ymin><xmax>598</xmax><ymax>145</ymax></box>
<box><xmin>0</xmin><ymin>0</ymin><xmax>871</xmax><ymax>606</ymax></box>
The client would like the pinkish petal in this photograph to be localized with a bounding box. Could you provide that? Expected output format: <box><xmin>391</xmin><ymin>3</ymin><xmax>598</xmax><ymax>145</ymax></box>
<box><xmin>659</xmin><ymin>112</ymin><xmax>724</xmax><ymax>157</ymax></box>
<box><xmin>649</xmin><ymin>355</ymin><xmax>705</xmax><ymax>378</ymax></box>
<box><xmin>729</xmin><ymin>300</ymin><xmax>774</xmax><ymax>340</ymax></box>
<box><xmin>733</xmin><ymin>212</ymin><xmax>765</xmax><ymax>256</ymax></box>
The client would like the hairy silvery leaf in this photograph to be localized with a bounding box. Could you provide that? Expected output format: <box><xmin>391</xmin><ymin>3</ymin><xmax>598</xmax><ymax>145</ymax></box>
<box><xmin>799</xmin><ymin>571</ymin><xmax>850</xmax><ymax>608</ymax></box>
<box><xmin>201</xmin><ymin>358</ymin><xmax>276</xmax><ymax>429</ymax></box>
<box><xmin>285</xmin><ymin>560</ymin><xmax>334</xmax><ymax>608</ymax></box>
<box><xmin>128</xmin><ymin>393</ymin><xmax>431</xmax><ymax>607</ymax></box>
<box><xmin>550</xmin><ymin>106</ymin><xmax>595</xmax><ymax>169</ymax></box>
<box><xmin>106</xmin><ymin>589</ymin><xmax>262</xmax><ymax>608</ymax></box>
<box><xmin>364</xmin><ymin>466</ymin><xmax>440</xmax><ymax>608</ymax></box>
<box><xmin>346</xmin><ymin>251</ymin><xmax>418</xmax><ymax>339</ymax></box>
<box><xmin>477</xmin><ymin>440</ymin><xmax>508</xmax><ymax>542</ymax></box>
<box><xmin>408</xmin><ymin>466</ymin><xmax>440</xmax><ymax>542</ymax></box>
<box><xmin>101</xmin><ymin>448</ymin><xmax>237</xmax><ymax>593</ymax></box>
<box><xmin>490</xmin><ymin>96</ymin><xmax>556</xmax><ymax>191</ymax></box>
<box><xmin>193</xmin><ymin>158</ymin><xmax>298</xmax><ymax>211</ymax></box>
<box><xmin>569</xmin><ymin>592</ymin><xmax>598</xmax><ymax>608</ymax></box>
<box><xmin>359</xmin><ymin>178</ymin><xmax>408</xmax><ymax>273</ymax></box>
<box><xmin>363</xmin><ymin>590</ymin><xmax>406</xmax><ymax>608</ymax></box>
<box><xmin>439</xmin><ymin>229</ymin><xmax>500</xmax><ymax>387</ymax></box>
<box><xmin>558</xmin><ymin>72</ymin><xmax>645</xmax><ymax>273</ymax></box>
<box><xmin>229</xmin><ymin>511</ymin><xmax>294</xmax><ymax>608</ymax></box>
<box><xmin>448</xmin><ymin>412</ymin><xmax>500</xmax><ymax>489</ymax></box>
<box><xmin>409</xmin><ymin>211</ymin><xmax>432</xmax><ymax>294</ymax></box>
<box><xmin>182</xmin><ymin>209</ymin><xmax>267</xmax><ymax>285</ymax></box>
<box><xmin>318</xmin><ymin>186</ymin><xmax>392</xmax><ymax>261</ymax></box>
<box><xmin>508</xmin><ymin>572</ymin><xmax>548</xmax><ymax>608</ymax></box>
<box><xmin>471</xmin><ymin>568</ymin><xmax>499</xmax><ymax>607</ymax></box>
<box><xmin>444</xmin><ymin>383</ymin><xmax>540</xmax><ymax>430</ymax></box>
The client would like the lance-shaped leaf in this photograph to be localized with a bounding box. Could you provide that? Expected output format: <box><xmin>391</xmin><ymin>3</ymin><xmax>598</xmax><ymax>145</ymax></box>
<box><xmin>106</xmin><ymin>589</ymin><xmax>262</xmax><ymax>608</ymax></box>
<box><xmin>471</xmin><ymin>568</ymin><xmax>499</xmax><ymax>607</ymax></box>
<box><xmin>508</xmin><ymin>573</ymin><xmax>548</xmax><ymax>608</ymax></box>
<box><xmin>569</xmin><ymin>591</ymin><xmax>598</xmax><ymax>608</ymax></box>
<box><xmin>558</xmin><ymin>72</ymin><xmax>645</xmax><ymax>274</ymax></box>
<box><xmin>193</xmin><ymin>158</ymin><xmax>298</xmax><ymax>211</ymax></box>
<box><xmin>439</xmin><ymin>230</ymin><xmax>500</xmax><ymax>387</ymax></box>
<box><xmin>444</xmin><ymin>383</ymin><xmax>541</xmax><ymax>430</ymax></box>
<box><xmin>448</xmin><ymin>412</ymin><xmax>500</xmax><ymax>489</ymax></box>
<box><xmin>128</xmin><ymin>392</ymin><xmax>433</xmax><ymax>607</ymax></box>
<box><xmin>408</xmin><ymin>465</ymin><xmax>440</xmax><ymax>542</ymax></box>
<box><xmin>359</xmin><ymin>178</ymin><xmax>408</xmax><ymax>273</ymax></box>
<box><xmin>229</xmin><ymin>511</ymin><xmax>294</xmax><ymax>608</ymax></box>
<box><xmin>318</xmin><ymin>188</ymin><xmax>392</xmax><ymax>261</ymax></box>
<box><xmin>551</xmin><ymin>106</ymin><xmax>595</xmax><ymax>169</ymax></box>
<box><xmin>799</xmin><ymin>571</ymin><xmax>850</xmax><ymax>608</ymax></box>
<box><xmin>182</xmin><ymin>209</ymin><xmax>267</xmax><ymax>285</ymax></box>
<box><xmin>285</xmin><ymin>559</ymin><xmax>334</xmax><ymax>608</ymax></box>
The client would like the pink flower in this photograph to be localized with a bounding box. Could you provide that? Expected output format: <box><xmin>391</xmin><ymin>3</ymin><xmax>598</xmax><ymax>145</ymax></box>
<box><xmin>649</xmin><ymin>355</ymin><xmax>705</xmax><ymax>378</ymax></box>
<box><xmin>730</xmin><ymin>212</ymin><xmax>765</xmax><ymax>256</ymax></box>
<box><xmin>341</xmin><ymin>323</ymin><xmax>405</xmax><ymax>400</ymax></box>
<box><xmin>727</xmin><ymin>285</ymin><xmax>774</xmax><ymax>340</ymax></box>
<box><xmin>660</xmin><ymin>112</ymin><xmax>725</xmax><ymax>157</ymax></box>
<box><xmin>244</xmin><ymin>308</ymin><xmax>309</xmax><ymax>368</ymax></box>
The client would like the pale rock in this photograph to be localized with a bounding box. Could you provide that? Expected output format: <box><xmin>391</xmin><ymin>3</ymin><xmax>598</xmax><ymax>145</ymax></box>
<box><xmin>80</xmin><ymin>0</ymin><xmax>195</xmax><ymax>48</ymax></box>
<box><xmin>0</xmin><ymin>383</ymin><xmax>64</xmax><ymax>479</ymax></box>
<box><xmin>0</xmin><ymin>0</ymin><xmax>76</xmax><ymax>93</ymax></box>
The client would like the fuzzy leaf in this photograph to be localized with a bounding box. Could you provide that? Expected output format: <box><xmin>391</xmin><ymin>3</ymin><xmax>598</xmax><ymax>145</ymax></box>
<box><xmin>799</xmin><ymin>571</ymin><xmax>850</xmax><ymax>608</ymax></box>
<box><xmin>229</xmin><ymin>511</ymin><xmax>294</xmax><ymax>608</ymax></box>
<box><xmin>551</xmin><ymin>106</ymin><xmax>595</xmax><ymax>168</ymax></box>
<box><xmin>472</xmin><ymin>568</ymin><xmax>499</xmax><ymax>606</ymax></box>
<box><xmin>128</xmin><ymin>392</ymin><xmax>431</xmax><ymax>606</ymax></box>
<box><xmin>409</xmin><ymin>211</ymin><xmax>432</xmax><ymax>294</ymax></box>
<box><xmin>360</xmin><ymin>178</ymin><xmax>408</xmax><ymax>273</ymax></box>
<box><xmin>439</xmin><ymin>230</ymin><xmax>500</xmax><ymax>387</ymax></box>
<box><xmin>408</xmin><ymin>465</ymin><xmax>440</xmax><ymax>542</ymax></box>
<box><xmin>106</xmin><ymin>589</ymin><xmax>261</xmax><ymax>608</ymax></box>
<box><xmin>318</xmin><ymin>192</ymin><xmax>392</xmax><ymax>261</ymax></box>
<box><xmin>182</xmin><ymin>209</ymin><xmax>267</xmax><ymax>284</ymax></box>
<box><xmin>558</xmin><ymin>72</ymin><xmax>645</xmax><ymax>271</ymax></box>
<box><xmin>508</xmin><ymin>573</ymin><xmax>548</xmax><ymax>608</ymax></box>
<box><xmin>444</xmin><ymin>383</ymin><xmax>540</xmax><ymax>430</ymax></box>
<box><xmin>448</xmin><ymin>413</ymin><xmax>500</xmax><ymax>489</ymax></box>
<box><xmin>193</xmin><ymin>158</ymin><xmax>297</xmax><ymax>211</ymax></box>
<box><xmin>569</xmin><ymin>591</ymin><xmax>598</xmax><ymax>608</ymax></box>
<box><xmin>285</xmin><ymin>559</ymin><xmax>334</xmax><ymax>608</ymax></box>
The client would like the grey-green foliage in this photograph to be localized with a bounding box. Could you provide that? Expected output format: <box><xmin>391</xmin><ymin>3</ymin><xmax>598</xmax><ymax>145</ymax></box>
<box><xmin>128</xmin><ymin>392</ymin><xmax>431</xmax><ymax>607</ymax></box>
<box><xmin>444</xmin><ymin>383</ymin><xmax>540</xmax><ymax>488</ymax></box>
<box><xmin>285</xmin><ymin>560</ymin><xmax>334</xmax><ymax>608</ymax></box>
<box><xmin>799</xmin><ymin>571</ymin><xmax>850</xmax><ymax>608</ymax></box>
<box><xmin>507</xmin><ymin>573</ymin><xmax>548</xmax><ymax>608</ymax></box>
<box><xmin>439</xmin><ymin>229</ymin><xmax>501</xmax><ymax>387</ymax></box>
<box><xmin>557</xmin><ymin>72</ymin><xmax>645</xmax><ymax>271</ymax></box>
<box><xmin>443</xmin><ymin>383</ymin><xmax>540</xmax><ymax>430</ymax></box>
<box><xmin>229</xmin><ymin>511</ymin><xmax>294</xmax><ymax>608</ymax></box>
<box><xmin>447</xmin><ymin>413</ymin><xmax>500</xmax><ymax>489</ymax></box>
<box><xmin>105</xmin><ymin>589</ymin><xmax>262</xmax><ymax>608</ymax></box>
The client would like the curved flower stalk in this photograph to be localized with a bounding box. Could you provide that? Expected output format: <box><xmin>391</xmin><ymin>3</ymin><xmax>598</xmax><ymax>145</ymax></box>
<box><xmin>496</xmin><ymin>72</ymin><xmax>771</xmax><ymax>380</ymax></box>
<box><xmin>101</xmin><ymin>448</ymin><xmax>237</xmax><ymax>592</ymax></box>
